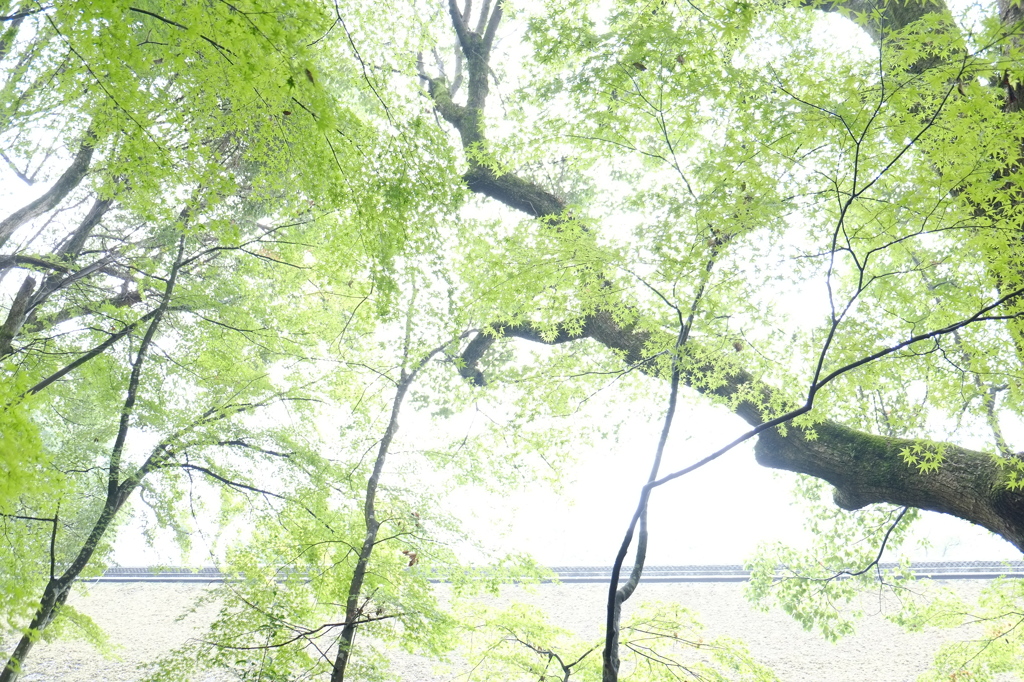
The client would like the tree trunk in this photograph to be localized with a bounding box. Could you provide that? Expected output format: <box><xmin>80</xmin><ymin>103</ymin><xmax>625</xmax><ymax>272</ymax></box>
<box><xmin>0</xmin><ymin>499</ymin><xmax>125</xmax><ymax>682</ymax></box>
<box><xmin>0</xmin><ymin>579</ymin><xmax>71</xmax><ymax>682</ymax></box>
<box><xmin>1</xmin><ymin>239</ymin><xmax>185</xmax><ymax>680</ymax></box>
<box><xmin>330</xmin><ymin>340</ymin><xmax>444</xmax><ymax>682</ymax></box>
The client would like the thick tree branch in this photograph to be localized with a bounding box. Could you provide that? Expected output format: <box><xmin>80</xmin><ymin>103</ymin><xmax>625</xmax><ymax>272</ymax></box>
<box><xmin>755</xmin><ymin>423</ymin><xmax>1024</xmax><ymax>550</ymax></box>
<box><xmin>0</xmin><ymin>275</ymin><xmax>34</xmax><ymax>357</ymax></box>
<box><xmin>447</xmin><ymin>0</ymin><xmax>471</xmax><ymax>60</ymax></box>
<box><xmin>24</xmin><ymin>253</ymin><xmax>118</xmax><ymax>314</ymax></box>
<box><xmin>431</xmin><ymin>0</ymin><xmax>1024</xmax><ymax>557</ymax></box>
<box><xmin>55</xmin><ymin>195</ymin><xmax>113</xmax><ymax>259</ymax></box>
<box><xmin>0</xmin><ymin>255</ymin><xmax>68</xmax><ymax>274</ymax></box>
<box><xmin>32</xmin><ymin>286</ymin><xmax>143</xmax><ymax>333</ymax></box>
<box><xmin>0</xmin><ymin>128</ymin><xmax>96</xmax><ymax>250</ymax></box>
<box><xmin>464</xmin><ymin>165</ymin><xmax>567</xmax><ymax>218</ymax></box>
<box><xmin>459</xmin><ymin>307</ymin><xmax>1024</xmax><ymax>552</ymax></box>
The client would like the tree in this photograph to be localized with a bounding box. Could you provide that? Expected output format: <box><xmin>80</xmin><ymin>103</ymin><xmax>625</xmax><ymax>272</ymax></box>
<box><xmin>0</xmin><ymin>1</ymin><xmax>466</xmax><ymax>679</ymax></box>
<box><xmin>3</xmin><ymin>0</ymin><xmax>1024</xmax><ymax>680</ymax></box>
<box><xmin>433</xmin><ymin>0</ymin><xmax>1024</xmax><ymax>547</ymax></box>
<box><xmin>417</xmin><ymin>0</ymin><xmax>1024</xmax><ymax>674</ymax></box>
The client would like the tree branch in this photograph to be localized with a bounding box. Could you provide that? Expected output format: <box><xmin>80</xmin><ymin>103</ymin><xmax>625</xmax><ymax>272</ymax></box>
<box><xmin>0</xmin><ymin>236</ymin><xmax>186</xmax><ymax>682</ymax></box>
<box><xmin>55</xmin><ymin>195</ymin><xmax>113</xmax><ymax>259</ymax></box>
<box><xmin>107</xmin><ymin>235</ymin><xmax>184</xmax><ymax>501</ymax></box>
<box><xmin>428</xmin><ymin>0</ymin><xmax>1024</xmax><ymax>556</ymax></box>
<box><xmin>0</xmin><ymin>255</ymin><xmax>69</xmax><ymax>274</ymax></box>
<box><xmin>22</xmin><ymin>306</ymin><xmax>160</xmax><ymax>396</ymax></box>
<box><xmin>178</xmin><ymin>463</ymin><xmax>290</xmax><ymax>502</ymax></box>
<box><xmin>0</xmin><ymin>275</ymin><xmax>35</xmax><ymax>357</ymax></box>
<box><xmin>0</xmin><ymin>128</ymin><xmax>96</xmax><ymax>250</ymax></box>
<box><xmin>127</xmin><ymin>7</ymin><xmax>235</xmax><ymax>62</ymax></box>
<box><xmin>330</xmin><ymin>331</ymin><xmax>454</xmax><ymax>682</ymax></box>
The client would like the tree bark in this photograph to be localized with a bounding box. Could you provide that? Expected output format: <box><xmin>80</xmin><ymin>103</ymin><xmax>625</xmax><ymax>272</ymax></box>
<box><xmin>755</xmin><ymin>422</ymin><xmax>1024</xmax><ymax>551</ymax></box>
<box><xmin>810</xmin><ymin>0</ymin><xmax>949</xmax><ymax>43</ymax></box>
<box><xmin>0</xmin><ymin>275</ymin><xmax>34</xmax><ymax>357</ymax></box>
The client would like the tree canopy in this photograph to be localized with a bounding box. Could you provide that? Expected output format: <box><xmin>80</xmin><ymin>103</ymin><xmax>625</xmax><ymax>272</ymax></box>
<box><xmin>1</xmin><ymin>0</ymin><xmax>1024</xmax><ymax>680</ymax></box>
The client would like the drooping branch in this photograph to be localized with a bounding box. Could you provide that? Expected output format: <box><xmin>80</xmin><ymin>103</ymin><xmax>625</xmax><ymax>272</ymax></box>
<box><xmin>499</xmin><ymin>629</ymin><xmax>595</xmax><ymax>682</ymax></box>
<box><xmin>0</xmin><ymin>194</ymin><xmax>116</xmax><ymax>347</ymax></box>
<box><xmin>0</xmin><ymin>255</ymin><xmax>70</xmax><ymax>275</ymax></box>
<box><xmin>30</xmin><ymin>286</ymin><xmax>142</xmax><ymax>333</ymax></box>
<box><xmin>0</xmin><ymin>244</ymin><xmax>124</xmax><ymax>360</ymax></box>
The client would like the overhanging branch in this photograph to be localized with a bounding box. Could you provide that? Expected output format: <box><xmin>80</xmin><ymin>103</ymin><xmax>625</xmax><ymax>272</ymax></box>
<box><xmin>431</xmin><ymin>0</ymin><xmax>1024</xmax><ymax>555</ymax></box>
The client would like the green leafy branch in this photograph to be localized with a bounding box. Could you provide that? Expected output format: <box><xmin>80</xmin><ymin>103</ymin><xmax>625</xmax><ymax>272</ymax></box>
<box><xmin>900</xmin><ymin>442</ymin><xmax>947</xmax><ymax>474</ymax></box>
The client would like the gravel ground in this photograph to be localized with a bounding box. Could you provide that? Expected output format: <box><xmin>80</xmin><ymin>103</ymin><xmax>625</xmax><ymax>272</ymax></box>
<box><xmin>5</xmin><ymin>579</ymin><xmax>1020</xmax><ymax>681</ymax></box>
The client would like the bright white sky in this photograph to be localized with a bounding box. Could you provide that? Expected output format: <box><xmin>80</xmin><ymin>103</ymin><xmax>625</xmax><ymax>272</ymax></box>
<box><xmin>420</xmin><ymin>370</ymin><xmax>1023</xmax><ymax>567</ymax></box>
<box><xmin>107</xmin><ymin>360</ymin><xmax>1022</xmax><ymax>568</ymax></box>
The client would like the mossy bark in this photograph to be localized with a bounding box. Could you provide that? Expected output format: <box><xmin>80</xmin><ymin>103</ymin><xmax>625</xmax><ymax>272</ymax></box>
<box><xmin>755</xmin><ymin>422</ymin><xmax>1024</xmax><ymax>551</ymax></box>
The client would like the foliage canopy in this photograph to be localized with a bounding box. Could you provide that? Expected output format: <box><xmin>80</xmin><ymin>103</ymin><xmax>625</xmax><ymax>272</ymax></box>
<box><xmin>2</xmin><ymin>0</ymin><xmax>1024</xmax><ymax>680</ymax></box>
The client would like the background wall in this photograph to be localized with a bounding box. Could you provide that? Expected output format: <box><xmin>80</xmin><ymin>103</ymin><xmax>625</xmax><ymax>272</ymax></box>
<box><xmin>9</xmin><ymin>577</ymin><xmax>1020</xmax><ymax>682</ymax></box>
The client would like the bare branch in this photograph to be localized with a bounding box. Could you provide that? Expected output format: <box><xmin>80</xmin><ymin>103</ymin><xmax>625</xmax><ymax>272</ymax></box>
<box><xmin>177</xmin><ymin>463</ymin><xmax>290</xmax><ymax>502</ymax></box>
<box><xmin>447</xmin><ymin>0</ymin><xmax>470</xmax><ymax>50</ymax></box>
<box><xmin>481</xmin><ymin>0</ymin><xmax>502</xmax><ymax>54</ymax></box>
